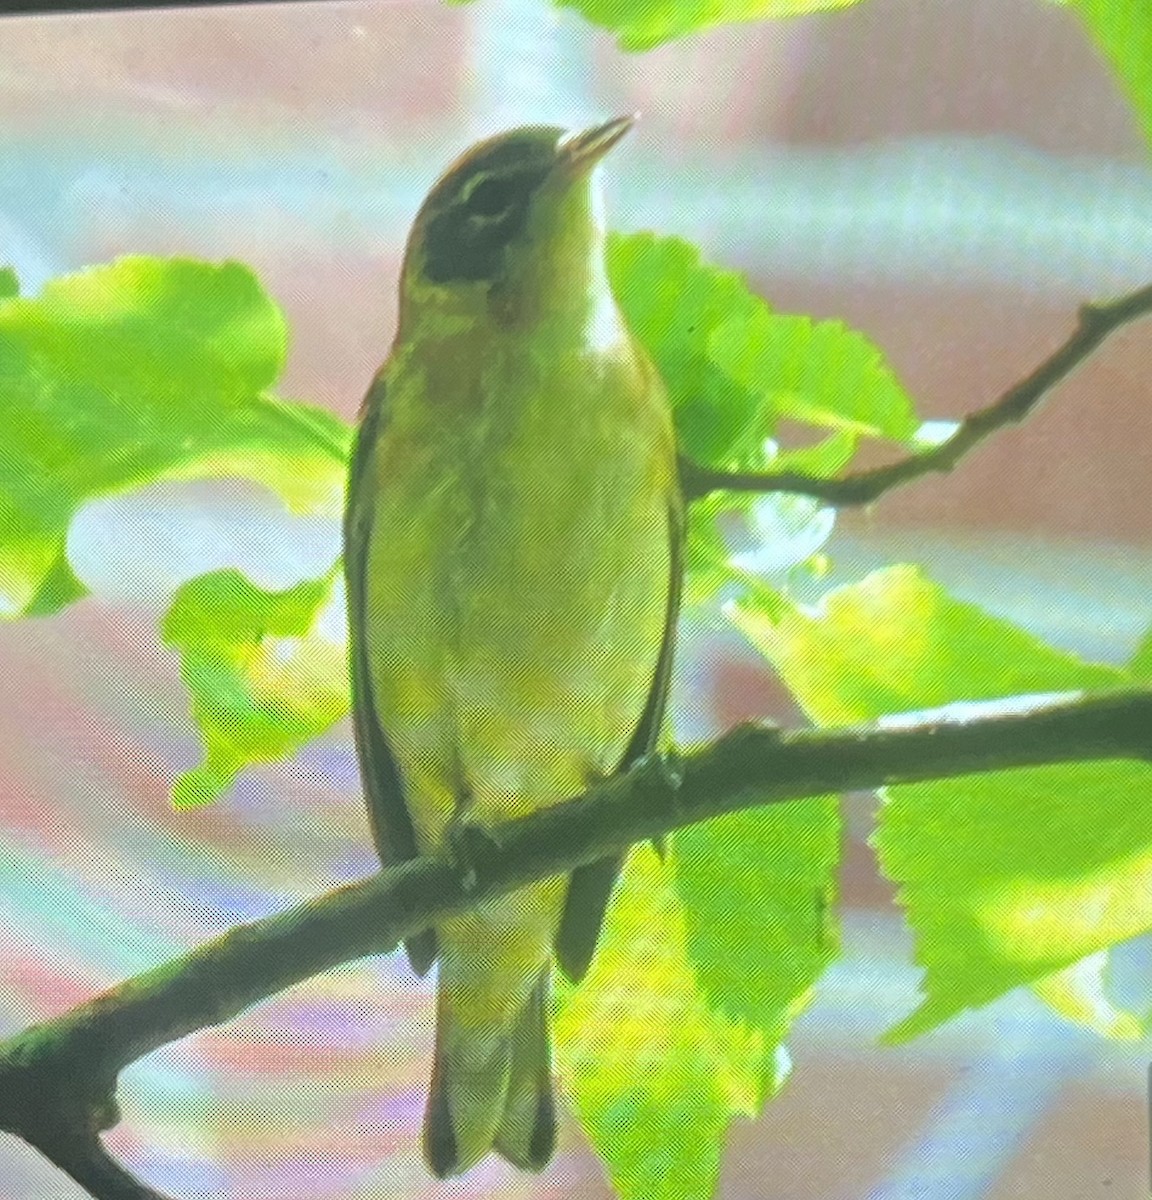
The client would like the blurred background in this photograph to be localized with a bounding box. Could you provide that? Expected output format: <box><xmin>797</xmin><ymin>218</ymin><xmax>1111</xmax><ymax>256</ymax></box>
<box><xmin>2</xmin><ymin>0</ymin><xmax>1152</xmax><ymax>1196</ymax></box>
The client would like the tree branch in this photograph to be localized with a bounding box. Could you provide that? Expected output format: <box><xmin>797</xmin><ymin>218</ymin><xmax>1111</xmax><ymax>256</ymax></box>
<box><xmin>4</xmin><ymin>687</ymin><xmax>1152</xmax><ymax>1199</ymax></box>
<box><xmin>679</xmin><ymin>281</ymin><xmax>1152</xmax><ymax>504</ymax></box>
<box><xmin>44</xmin><ymin>1137</ymin><xmax>176</xmax><ymax>1200</ymax></box>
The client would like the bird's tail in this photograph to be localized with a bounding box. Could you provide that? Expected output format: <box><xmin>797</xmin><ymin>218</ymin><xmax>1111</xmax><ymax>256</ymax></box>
<box><xmin>423</xmin><ymin>967</ymin><xmax>556</xmax><ymax>1177</ymax></box>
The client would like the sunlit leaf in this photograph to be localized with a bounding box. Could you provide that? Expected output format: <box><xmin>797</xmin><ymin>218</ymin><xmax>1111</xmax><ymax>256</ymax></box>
<box><xmin>161</xmin><ymin>567</ymin><xmax>349</xmax><ymax>808</ymax></box>
<box><xmin>1032</xmin><ymin>954</ymin><xmax>1142</xmax><ymax>1041</ymax></box>
<box><xmin>1065</xmin><ymin>0</ymin><xmax>1152</xmax><ymax>154</ymax></box>
<box><xmin>556</xmin><ymin>845</ymin><xmax>785</xmax><ymax>1200</ymax></box>
<box><xmin>1128</xmin><ymin>623</ymin><xmax>1152</xmax><ymax>679</ymax></box>
<box><xmin>610</xmin><ymin>233</ymin><xmax>907</xmax><ymax>610</ymax></box>
<box><xmin>553</xmin><ymin>0</ymin><xmax>866</xmax><ymax>52</ymax></box>
<box><xmin>0</xmin><ymin>256</ymin><xmax>349</xmax><ymax>619</ymax></box>
<box><xmin>610</xmin><ymin>233</ymin><xmax>916</xmax><ymax>463</ymax></box>
<box><xmin>609</xmin><ymin>232</ymin><xmax>766</xmax><ymax>466</ymax></box>
<box><xmin>710</xmin><ymin>311</ymin><xmax>918</xmax><ymax>443</ymax></box>
<box><xmin>730</xmin><ymin>566</ymin><xmax>1152</xmax><ymax>1041</ymax></box>
<box><xmin>673</xmin><ymin>797</ymin><xmax>841</xmax><ymax>1034</ymax></box>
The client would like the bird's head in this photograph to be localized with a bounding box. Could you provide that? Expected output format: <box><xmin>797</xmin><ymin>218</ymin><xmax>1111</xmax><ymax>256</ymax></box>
<box><xmin>398</xmin><ymin>116</ymin><xmax>635</xmax><ymax>332</ymax></box>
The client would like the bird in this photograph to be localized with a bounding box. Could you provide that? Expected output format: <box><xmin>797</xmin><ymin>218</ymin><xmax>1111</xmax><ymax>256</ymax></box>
<box><xmin>342</xmin><ymin>114</ymin><xmax>683</xmax><ymax>1177</ymax></box>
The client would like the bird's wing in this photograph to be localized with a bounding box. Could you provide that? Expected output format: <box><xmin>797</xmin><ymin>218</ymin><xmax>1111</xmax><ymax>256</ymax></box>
<box><xmin>554</xmin><ymin>493</ymin><xmax>686</xmax><ymax>984</ymax></box>
<box><xmin>344</xmin><ymin>370</ymin><xmax>438</xmax><ymax>976</ymax></box>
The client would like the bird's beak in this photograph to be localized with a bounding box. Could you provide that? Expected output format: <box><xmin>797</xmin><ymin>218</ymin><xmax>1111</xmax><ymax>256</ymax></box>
<box><xmin>556</xmin><ymin>114</ymin><xmax>637</xmax><ymax>177</ymax></box>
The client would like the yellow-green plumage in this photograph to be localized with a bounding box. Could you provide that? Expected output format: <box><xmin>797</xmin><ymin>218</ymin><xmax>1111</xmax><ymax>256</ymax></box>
<box><xmin>344</xmin><ymin>118</ymin><xmax>682</xmax><ymax>1177</ymax></box>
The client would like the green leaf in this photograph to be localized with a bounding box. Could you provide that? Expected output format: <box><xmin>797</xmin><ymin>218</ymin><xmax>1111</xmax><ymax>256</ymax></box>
<box><xmin>610</xmin><ymin>232</ymin><xmax>916</xmax><ymax>462</ymax></box>
<box><xmin>554</xmin><ymin>0</ymin><xmax>866</xmax><ymax>51</ymax></box>
<box><xmin>609</xmin><ymin>232</ymin><xmax>782</xmax><ymax>608</ymax></box>
<box><xmin>609</xmin><ymin>232</ymin><xmax>765</xmax><ymax>466</ymax></box>
<box><xmin>729</xmin><ymin>565</ymin><xmax>1152</xmax><ymax>1041</ymax></box>
<box><xmin>682</xmin><ymin>495</ymin><xmax>741</xmax><ymax>607</ymax></box>
<box><xmin>710</xmin><ymin>311</ymin><xmax>919</xmax><ymax>443</ymax></box>
<box><xmin>1129</xmin><ymin>624</ymin><xmax>1152</xmax><ymax>679</ymax></box>
<box><xmin>0</xmin><ymin>268</ymin><xmax>18</xmax><ymax>300</ymax></box>
<box><xmin>610</xmin><ymin>233</ymin><xmax>908</xmax><ymax>610</ymax></box>
<box><xmin>672</xmin><ymin>797</ymin><xmax>841</xmax><ymax>1035</ymax></box>
<box><xmin>729</xmin><ymin>565</ymin><xmax>1121</xmax><ymax>724</ymax></box>
<box><xmin>556</xmin><ymin>845</ymin><xmax>784</xmax><ymax>1200</ymax></box>
<box><xmin>1065</xmin><ymin>0</ymin><xmax>1152</xmax><ymax>155</ymax></box>
<box><xmin>161</xmin><ymin>567</ymin><xmax>349</xmax><ymax>808</ymax></box>
<box><xmin>0</xmin><ymin>256</ymin><xmax>350</xmax><ymax>618</ymax></box>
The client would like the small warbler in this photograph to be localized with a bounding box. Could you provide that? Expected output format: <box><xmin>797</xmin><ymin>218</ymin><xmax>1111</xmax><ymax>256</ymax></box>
<box><xmin>343</xmin><ymin>115</ymin><xmax>683</xmax><ymax>1177</ymax></box>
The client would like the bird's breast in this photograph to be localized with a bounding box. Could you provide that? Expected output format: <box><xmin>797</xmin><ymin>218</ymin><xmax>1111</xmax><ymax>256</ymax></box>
<box><xmin>365</xmin><ymin>323</ymin><xmax>675</xmax><ymax>836</ymax></box>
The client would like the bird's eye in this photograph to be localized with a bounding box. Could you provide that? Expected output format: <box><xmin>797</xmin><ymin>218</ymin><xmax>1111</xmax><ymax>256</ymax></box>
<box><xmin>464</xmin><ymin>174</ymin><xmax>518</xmax><ymax>219</ymax></box>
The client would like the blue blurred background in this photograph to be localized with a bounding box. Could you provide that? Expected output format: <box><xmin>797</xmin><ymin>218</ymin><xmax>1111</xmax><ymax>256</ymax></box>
<box><xmin>2</xmin><ymin>0</ymin><xmax>1152</xmax><ymax>1196</ymax></box>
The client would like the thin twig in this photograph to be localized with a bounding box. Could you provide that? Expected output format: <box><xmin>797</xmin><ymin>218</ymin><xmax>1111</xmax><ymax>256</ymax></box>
<box><xmin>3</xmin><ymin>688</ymin><xmax>1152</xmax><ymax>1199</ymax></box>
<box><xmin>679</xmin><ymin>282</ymin><xmax>1152</xmax><ymax>503</ymax></box>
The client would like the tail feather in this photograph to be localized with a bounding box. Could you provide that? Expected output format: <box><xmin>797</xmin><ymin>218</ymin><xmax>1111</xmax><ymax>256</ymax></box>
<box><xmin>494</xmin><ymin>971</ymin><xmax>555</xmax><ymax>1170</ymax></box>
<box><xmin>422</xmin><ymin>968</ymin><xmax>556</xmax><ymax>1177</ymax></box>
<box><xmin>422</xmin><ymin>1004</ymin><xmax>460</xmax><ymax>1177</ymax></box>
<box><xmin>423</xmin><ymin>981</ymin><xmax>509</xmax><ymax>1176</ymax></box>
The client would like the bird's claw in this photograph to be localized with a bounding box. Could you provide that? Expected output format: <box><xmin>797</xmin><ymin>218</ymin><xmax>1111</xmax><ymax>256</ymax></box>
<box><xmin>446</xmin><ymin>818</ymin><xmax>502</xmax><ymax>894</ymax></box>
<box><xmin>627</xmin><ymin>748</ymin><xmax>685</xmax><ymax>858</ymax></box>
<box><xmin>635</xmin><ymin>747</ymin><xmax>686</xmax><ymax>806</ymax></box>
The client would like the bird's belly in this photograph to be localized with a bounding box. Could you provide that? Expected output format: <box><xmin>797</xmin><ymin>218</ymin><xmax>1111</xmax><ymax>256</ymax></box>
<box><xmin>365</xmin><ymin>362</ymin><xmax>672</xmax><ymax>847</ymax></box>
<box><xmin>451</xmin><ymin>447</ymin><xmax>668</xmax><ymax>814</ymax></box>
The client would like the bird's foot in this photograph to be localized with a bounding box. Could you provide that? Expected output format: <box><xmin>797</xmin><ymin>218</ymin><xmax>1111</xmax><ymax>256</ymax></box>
<box><xmin>632</xmin><ymin>748</ymin><xmax>686</xmax><ymax>860</ymax></box>
<box><xmin>630</xmin><ymin>745</ymin><xmax>685</xmax><ymax>789</ymax></box>
<box><xmin>445</xmin><ymin>816</ymin><xmax>503</xmax><ymax>894</ymax></box>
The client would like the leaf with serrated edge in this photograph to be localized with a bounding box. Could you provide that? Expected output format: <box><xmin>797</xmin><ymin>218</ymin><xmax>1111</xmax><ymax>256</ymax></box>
<box><xmin>555</xmin><ymin>845</ymin><xmax>785</xmax><ymax>1200</ymax></box>
<box><xmin>729</xmin><ymin>565</ymin><xmax>1151</xmax><ymax>1041</ymax></box>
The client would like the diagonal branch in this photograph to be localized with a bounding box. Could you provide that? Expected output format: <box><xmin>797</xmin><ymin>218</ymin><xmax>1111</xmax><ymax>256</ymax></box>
<box><xmin>679</xmin><ymin>281</ymin><xmax>1152</xmax><ymax>504</ymax></box>
<box><xmin>44</xmin><ymin>1137</ymin><xmax>176</xmax><ymax>1200</ymax></box>
<box><xmin>4</xmin><ymin>687</ymin><xmax>1152</xmax><ymax>1200</ymax></box>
